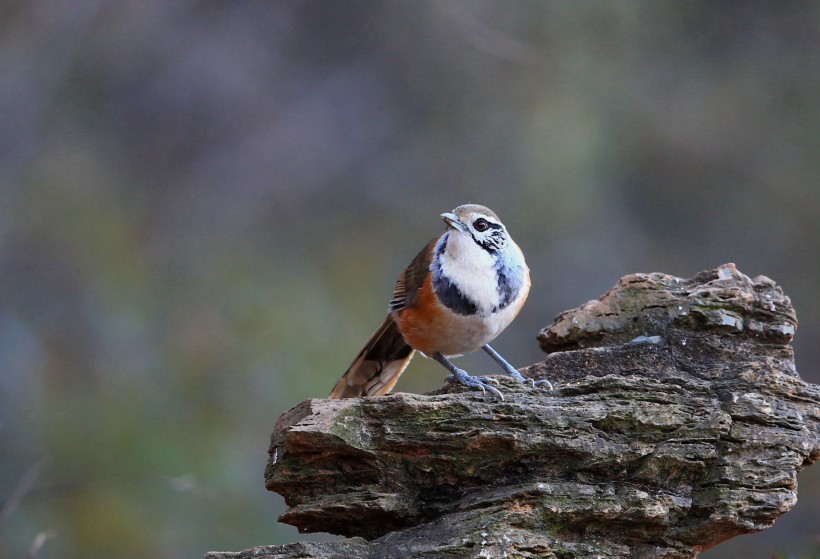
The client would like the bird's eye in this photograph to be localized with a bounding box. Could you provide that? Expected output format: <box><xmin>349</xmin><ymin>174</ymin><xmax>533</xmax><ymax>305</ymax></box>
<box><xmin>473</xmin><ymin>218</ymin><xmax>489</xmax><ymax>232</ymax></box>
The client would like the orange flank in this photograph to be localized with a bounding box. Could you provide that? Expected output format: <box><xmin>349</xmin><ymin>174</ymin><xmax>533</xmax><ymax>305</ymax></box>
<box><xmin>393</xmin><ymin>273</ymin><xmax>448</xmax><ymax>356</ymax></box>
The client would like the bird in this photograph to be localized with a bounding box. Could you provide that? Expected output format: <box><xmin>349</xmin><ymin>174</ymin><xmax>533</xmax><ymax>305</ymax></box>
<box><xmin>329</xmin><ymin>203</ymin><xmax>551</xmax><ymax>400</ymax></box>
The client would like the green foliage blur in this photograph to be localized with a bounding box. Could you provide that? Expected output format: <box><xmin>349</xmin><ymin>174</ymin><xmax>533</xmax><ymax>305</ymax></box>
<box><xmin>1</xmin><ymin>2</ymin><xmax>818</xmax><ymax>558</ymax></box>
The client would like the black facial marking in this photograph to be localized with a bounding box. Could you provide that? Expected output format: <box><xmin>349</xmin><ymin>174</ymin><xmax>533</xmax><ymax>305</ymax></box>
<box><xmin>432</xmin><ymin>234</ymin><xmax>479</xmax><ymax>316</ymax></box>
<box><xmin>473</xmin><ymin>227</ymin><xmax>506</xmax><ymax>253</ymax></box>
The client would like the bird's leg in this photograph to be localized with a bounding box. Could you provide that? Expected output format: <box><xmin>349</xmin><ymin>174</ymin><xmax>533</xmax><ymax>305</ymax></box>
<box><xmin>482</xmin><ymin>344</ymin><xmax>553</xmax><ymax>390</ymax></box>
<box><xmin>432</xmin><ymin>352</ymin><xmax>504</xmax><ymax>400</ymax></box>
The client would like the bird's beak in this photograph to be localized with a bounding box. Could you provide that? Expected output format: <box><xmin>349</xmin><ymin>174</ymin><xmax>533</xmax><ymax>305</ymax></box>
<box><xmin>440</xmin><ymin>212</ymin><xmax>464</xmax><ymax>232</ymax></box>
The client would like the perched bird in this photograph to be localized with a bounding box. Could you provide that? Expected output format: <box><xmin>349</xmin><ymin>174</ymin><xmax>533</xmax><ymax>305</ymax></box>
<box><xmin>329</xmin><ymin>204</ymin><xmax>550</xmax><ymax>399</ymax></box>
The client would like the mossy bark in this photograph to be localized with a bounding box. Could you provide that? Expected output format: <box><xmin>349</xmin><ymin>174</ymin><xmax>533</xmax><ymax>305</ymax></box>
<box><xmin>207</xmin><ymin>264</ymin><xmax>819</xmax><ymax>559</ymax></box>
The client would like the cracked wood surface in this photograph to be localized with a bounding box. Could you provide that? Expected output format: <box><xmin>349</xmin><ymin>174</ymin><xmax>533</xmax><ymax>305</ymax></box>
<box><xmin>207</xmin><ymin>264</ymin><xmax>819</xmax><ymax>559</ymax></box>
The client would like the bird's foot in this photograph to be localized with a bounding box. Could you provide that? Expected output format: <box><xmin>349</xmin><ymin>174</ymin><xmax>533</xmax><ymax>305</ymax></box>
<box><xmin>447</xmin><ymin>369</ymin><xmax>504</xmax><ymax>400</ymax></box>
<box><xmin>506</xmin><ymin>369</ymin><xmax>554</xmax><ymax>390</ymax></box>
<box><xmin>481</xmin><ymin>345</ymin><xmax>553</xmax><ymax>390</ymax></box>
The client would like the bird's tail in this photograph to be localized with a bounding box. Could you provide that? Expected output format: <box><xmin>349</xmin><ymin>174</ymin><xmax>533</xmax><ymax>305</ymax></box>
<box><xmin>329</xmin><ymin>316</ymin><xmax>415</xmax><ymax>398</ymax></box>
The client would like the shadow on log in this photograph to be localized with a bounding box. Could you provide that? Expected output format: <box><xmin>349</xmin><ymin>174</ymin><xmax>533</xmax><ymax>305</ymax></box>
<box><xmin>207</xmin><ymin>264</ymin><xmax>819</xmax><ymax>559</ymax></box>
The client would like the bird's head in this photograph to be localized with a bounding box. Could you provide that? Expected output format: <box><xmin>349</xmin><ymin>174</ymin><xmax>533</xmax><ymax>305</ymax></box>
<box><xmin>440</xmin><ymin>204</ymin><xmax>510</xmax><ymax>253</ymax></box>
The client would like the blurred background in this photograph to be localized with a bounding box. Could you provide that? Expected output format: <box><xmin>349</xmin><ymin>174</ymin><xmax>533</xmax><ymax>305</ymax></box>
<box><xmin>1</xmin><ymin>2</ymin><xmax>818</xmax><ymax>558</ymax></box>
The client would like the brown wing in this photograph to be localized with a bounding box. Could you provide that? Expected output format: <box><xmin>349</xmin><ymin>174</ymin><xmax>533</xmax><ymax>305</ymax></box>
<box><xmin>389</xmin><ymin>235</ymin><xmax>440</xmax><ymax>313</ymax></box>
<box><xmin>329</xmin><ymin>316</ymin><xmax>415</xmax><ymax>398</ymax></box>
<box><xmin>330</xmin><ymin>234</ymin><xmax>440</xmax><ymax>398</ymax></box>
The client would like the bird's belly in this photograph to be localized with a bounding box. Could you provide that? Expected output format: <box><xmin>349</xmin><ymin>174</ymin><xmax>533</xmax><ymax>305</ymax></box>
<box><xmin>395</xmin><ymin>304</ymin><xmax>518</xmax><ymax>357</ymax></box>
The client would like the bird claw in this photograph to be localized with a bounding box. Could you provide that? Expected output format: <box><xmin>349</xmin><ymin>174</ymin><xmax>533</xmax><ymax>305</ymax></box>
<box><xmin>508</xmin><ymin>369</ymin><xmax>553</xmax><ymax>390</ymax></box>
<box><xmin>447</xmin><ymin>370</ymin><xmax>505</xmax><ymax>400</ymax></box>
<box><xmin>482</xmin><ymin>345</ymin><xmax>553</xmax><ymax>392</ymax></box>
<box><xmin>532</xmin><ymin>378</ymin><xmax>554</xmax><ymax>390</ymax></box>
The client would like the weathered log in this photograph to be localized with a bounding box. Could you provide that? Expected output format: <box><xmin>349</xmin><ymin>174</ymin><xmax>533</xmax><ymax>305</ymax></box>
<box><xmin>207</xmin><ymin>264</ymin><xmax>819</xmax><ymax>559</ymax></box>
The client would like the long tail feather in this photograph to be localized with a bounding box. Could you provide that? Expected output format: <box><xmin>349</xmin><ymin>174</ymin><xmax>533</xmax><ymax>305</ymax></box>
<box><xmin>329</xmin><ymin>317</ymin><xmax>415</xmax><ymax>398</ymax></box>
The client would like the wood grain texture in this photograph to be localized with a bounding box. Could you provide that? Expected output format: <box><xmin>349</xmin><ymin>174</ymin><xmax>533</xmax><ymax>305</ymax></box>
<box><xmin>208</xmin><ymin>264</ymin><xmax>818</xmax><ymax>559</ymax></box>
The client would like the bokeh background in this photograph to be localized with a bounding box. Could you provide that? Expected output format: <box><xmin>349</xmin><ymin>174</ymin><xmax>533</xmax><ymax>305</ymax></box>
<box><xmin>1</xmin><ymin>2</ymin><xmax>818</xmax><ymax>558</ymax></box>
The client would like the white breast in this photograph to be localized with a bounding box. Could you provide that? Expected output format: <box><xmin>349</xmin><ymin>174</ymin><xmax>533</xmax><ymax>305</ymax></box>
<box><xmin>437</xmin><ymin>232</ymin><xmax>503</xmax><ymax>315</ymax></box>
<box><xmin>432</xmin><ymin>232</ymin><xmax>530</xmax><ymax>356</ymax></box>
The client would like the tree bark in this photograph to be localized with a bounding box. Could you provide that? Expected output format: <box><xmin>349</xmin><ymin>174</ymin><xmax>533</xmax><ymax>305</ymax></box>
<box><xmin>207</xmin><ymin>264</ymin><xmax>819</xmax><ymax>559</ymax></box>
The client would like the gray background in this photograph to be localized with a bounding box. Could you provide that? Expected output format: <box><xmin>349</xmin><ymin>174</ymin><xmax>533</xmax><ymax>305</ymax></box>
<box><xmin>1</xmin><ymin>2</ymin><xmax>818</xmax><ymax>558</ymax></box>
